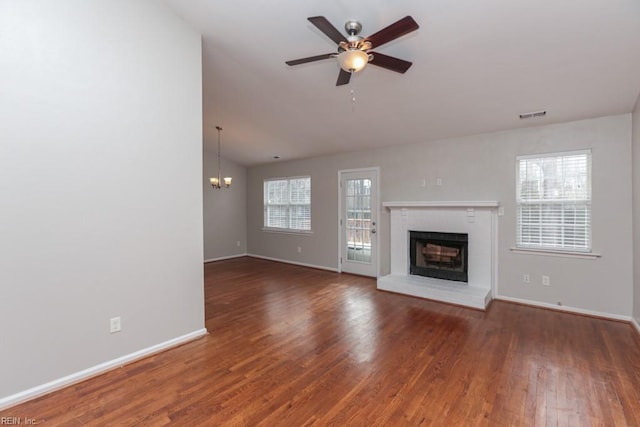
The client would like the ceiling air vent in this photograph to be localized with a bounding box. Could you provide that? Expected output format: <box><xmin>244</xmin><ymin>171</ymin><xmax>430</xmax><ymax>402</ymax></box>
<box><xmin>519</xmin><ymin>110</ymin><xmax>547</xmax><ymax>120</ymax></box>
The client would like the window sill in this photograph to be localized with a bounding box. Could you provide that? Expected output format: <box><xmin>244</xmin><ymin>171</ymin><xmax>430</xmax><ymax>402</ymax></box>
<box><xmin>510</xmin><ymin>247</ymin><xmax>601</xmax><ymax>259</ymax></box>
<box><xmin>262</xmin><ymin>228</ymin><xmax>313</xmax><ymax>236</ymax></box>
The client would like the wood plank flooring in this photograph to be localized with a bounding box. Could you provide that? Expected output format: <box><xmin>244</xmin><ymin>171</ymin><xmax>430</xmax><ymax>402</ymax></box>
<box><xmin>2</xmin><ymin>257</ymin><xmax>640</xmax><ymax>425</ymax></box>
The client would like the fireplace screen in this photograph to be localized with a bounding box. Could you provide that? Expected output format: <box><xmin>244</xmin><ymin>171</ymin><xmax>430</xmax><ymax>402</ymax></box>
<box><xmin>409</xmin><ymin>231</ymin><xmax>468</xmax><ymax>282</ymax></box>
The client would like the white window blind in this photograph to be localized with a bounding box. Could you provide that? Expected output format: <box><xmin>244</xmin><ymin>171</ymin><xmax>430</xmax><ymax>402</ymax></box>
<box><xmin>516</xmin><ymin>150</ymin><xmax>591</xmax><ymax>252</ymax></box>
<box><xmin>264</xmin><ymin>176</ymin><xmax>311</xmax><ymax>231</ymax></box>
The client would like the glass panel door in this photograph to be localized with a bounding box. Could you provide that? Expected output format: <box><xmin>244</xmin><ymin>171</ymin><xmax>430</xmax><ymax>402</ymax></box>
<box><xmin>346</xmin><ymin>178</ymin><xmax>372</xmax><ymax>263</ymax></box>
<box><xmin>340</xmin><ymin>169</ymin><xmax>378</xmax><ymax>277</ymax></box>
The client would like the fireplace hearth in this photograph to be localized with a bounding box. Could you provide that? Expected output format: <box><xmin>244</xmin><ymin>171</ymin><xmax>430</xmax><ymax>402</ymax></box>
<box><xmin>409</xmin><ymin>231</ymin><xmax>468</xmax><ymax>282</ymax></box>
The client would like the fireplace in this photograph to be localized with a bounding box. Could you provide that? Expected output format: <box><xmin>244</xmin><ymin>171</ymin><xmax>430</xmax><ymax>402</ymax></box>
<box><xmin>379</xmin><ymin>202</ymin><xmax>497</xmax><ymax>310</ymax></box>
<box><xmin>409</xmin><ymin>231</ymin><xmax>468</xmax><ymax>283</ymax></box>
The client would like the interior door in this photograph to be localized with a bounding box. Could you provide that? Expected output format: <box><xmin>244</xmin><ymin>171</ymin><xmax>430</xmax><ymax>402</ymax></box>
<box><xmin>339</xmin><ymin>168</ymin><xmax>379</xmax><ymax>277</ymax></box>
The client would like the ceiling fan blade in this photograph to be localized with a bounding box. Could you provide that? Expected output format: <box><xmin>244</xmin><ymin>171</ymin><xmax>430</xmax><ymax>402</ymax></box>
<box><xmin>365</xmin><ymin>16</ymin><xmax>419</xmax><ymax>49</ymax></box>
<box><xmin>308</xmin><ymin>16</ymin><xmax>347</xmax><ymax>45</ymax></box>
<box><xmin>285</xmin><ymin>53</ymin><xmax>334</xmax><ymax>66</ymax></box>
<box><xmin>336</xmin><ymin>68</ymin><xmax>352</xmax><ymax>86</ymax></box>
<box><xmin>369</xmin><ymin>52</ymin><xmax>413</xmax><ymax>73</ymax></box>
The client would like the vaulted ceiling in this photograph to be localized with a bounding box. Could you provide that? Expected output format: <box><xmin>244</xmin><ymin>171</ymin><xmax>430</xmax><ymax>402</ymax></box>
<box><xmin>162</xmin><ymin>0</ymin><xmax>640</xmax><ymax>166</ymax></box>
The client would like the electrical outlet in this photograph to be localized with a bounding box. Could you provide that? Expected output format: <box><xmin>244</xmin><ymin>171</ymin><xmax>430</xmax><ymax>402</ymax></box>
<box><xmin>110</xmin><ymin>317</ymin><xmax>122</xmax><ymax>334</ymax></box>
<box><xmin>297</xmin><ymin>246</ymin><xmax>302</xmax><ymax>253</ymax></box>
<box><xmin>236</xmin><ymin>240</ymin><xmax>241</xmax><ymax>247</ymax></box>
<box><xmin>523</xmin><ymin>274</ymin><xmax>530</xmax><ymax>283</ymax></box>
<box><xmin>436</xmin><ymin>178</ymin><xmax>443</xmax><ymax>186</ymax></box>
<box><xmin>498</xmin><ymin>207</ymin><xmax>505</xmax><ymax>216</ymax></box>
<box><xmin>542</xmin><ymin>275</ymin><xmax>550</xmax><ymax>286</ymax></box>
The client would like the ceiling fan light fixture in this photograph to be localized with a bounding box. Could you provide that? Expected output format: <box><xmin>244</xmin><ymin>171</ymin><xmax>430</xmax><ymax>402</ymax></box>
<box><xmin>286</xmin><ymin>16</ymin><xmax>418</xmax><ymax>86</ymax></box>
<box><xmin>337</xmin><ymin>49</ymin><xmax>369</xmax><ymax>73</ymax></box>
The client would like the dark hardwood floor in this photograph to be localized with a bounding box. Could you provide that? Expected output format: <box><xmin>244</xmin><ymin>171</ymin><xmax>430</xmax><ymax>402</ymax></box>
<box><xmin>3</xmin><ymin>257</ymin><xmax>640</xmax><ymax>425</ymax></box>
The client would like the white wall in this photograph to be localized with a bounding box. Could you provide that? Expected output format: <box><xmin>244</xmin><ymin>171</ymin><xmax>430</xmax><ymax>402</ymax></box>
<box><xmin>203</xmin><ymin>149</ymin><xmax>247</xmax><ymax>261</ymax></box>
<box><xmin>247</xmin><ymin>114</ymin><xmax>633</xmax><ymax>317</ymax></box>
<box><xmin>0</xmin><ymin>0</ymin><xmax>204</xmax><ymax>399</ymax></box>
<box><xmin>633</xmin><ymin>96</ymin><xmax>640</xmax><ymax>325</ymax></box>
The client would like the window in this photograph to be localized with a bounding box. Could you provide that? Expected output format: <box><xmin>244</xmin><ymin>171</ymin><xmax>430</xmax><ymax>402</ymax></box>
<box><xmin>516</xmin><ymin>150</ymin><xmax>591</xmax><ymax>252</ymax></box>
<box><xmin>264</xmin><ymin>176</ymin><xmax>311</xmax><ymax>232</ymax></box>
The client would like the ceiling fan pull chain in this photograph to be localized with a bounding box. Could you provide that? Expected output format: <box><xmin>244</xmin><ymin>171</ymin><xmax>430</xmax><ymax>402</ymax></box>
<box><xmin>350</xmin><ymin>73</ymin><xmax>356</xmax><ymax>112</ymax></box>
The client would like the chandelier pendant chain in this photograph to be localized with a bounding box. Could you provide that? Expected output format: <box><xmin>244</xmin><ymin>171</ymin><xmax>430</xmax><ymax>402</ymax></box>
<box><xmin>209</xmin><ymin>125</ymin><xmax>232</xmax><ymax>189</ymax></box>
<box><xmin>216</xmin><ymin>125</ymin><xmax>222</xmax><ymax>186</ymax></box>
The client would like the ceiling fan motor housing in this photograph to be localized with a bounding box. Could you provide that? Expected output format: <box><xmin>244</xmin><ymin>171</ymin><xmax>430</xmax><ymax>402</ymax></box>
<box><xmin>344</xmin><ymin>20</ymin><xmax>362</xmax><ymax>36</ymax></box>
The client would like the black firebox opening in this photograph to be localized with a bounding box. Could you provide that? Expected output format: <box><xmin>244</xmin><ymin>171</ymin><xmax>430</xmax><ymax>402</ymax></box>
<box><xmin>409</xmin><ymin>231</ymin><xmax>468</xmax><ymax>283</ymax></box>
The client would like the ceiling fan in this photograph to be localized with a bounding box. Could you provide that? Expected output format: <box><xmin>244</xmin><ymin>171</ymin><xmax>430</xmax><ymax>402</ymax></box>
<box><xmin>285</xmin><ymin>15</ymin><xmax>419</xmax><ymax>86</ymax></box>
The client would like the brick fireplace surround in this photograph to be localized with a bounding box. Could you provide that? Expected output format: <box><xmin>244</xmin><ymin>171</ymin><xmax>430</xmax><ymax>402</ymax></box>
<box><xmin>377</xmin><ymin>201</ymin><xmax>499</xmax><ymax>310</ymax></box>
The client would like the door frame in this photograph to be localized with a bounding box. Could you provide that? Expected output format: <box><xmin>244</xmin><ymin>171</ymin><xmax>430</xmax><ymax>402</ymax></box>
<box><xmin>337</xmin><ymin>167</ymin><xmax>380</xmax><ymax>277</ymax></box>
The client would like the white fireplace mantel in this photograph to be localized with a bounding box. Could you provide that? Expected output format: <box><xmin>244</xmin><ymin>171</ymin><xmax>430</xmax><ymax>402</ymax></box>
<box><xmin>383</xmin><ymin>201</ymin><xmax>500</xmax><ymax>209</ymax></box>
<box><xmin>378</xmin><ymin>201</ymin><xmax>499</xmax><ymax>310</ymax></box>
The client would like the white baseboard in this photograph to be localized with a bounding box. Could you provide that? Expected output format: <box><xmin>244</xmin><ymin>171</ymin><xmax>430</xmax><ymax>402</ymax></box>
<box><xmin>0</xmin><ymin>328</ymin><xmax>208</xmax><ymax>411</ymax></box>
<box><xmin>247</xmin><ymin>253</ymin><xmax>339</xmax><ymax>273</ymax></box>
<box><xmin>204</xmin><ymin>253</ymin><xmax>247</xmax><ymax>263</ymax></box>
<box><xmin>495</xmin><ymin>295</ymin><xmax>632</xmax><ymax>322</ymax></box>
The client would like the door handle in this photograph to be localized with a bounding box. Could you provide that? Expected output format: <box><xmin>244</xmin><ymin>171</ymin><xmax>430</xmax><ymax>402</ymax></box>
<box><xmin>371</xmin><ymin>228</ymin><xmax>377</xmax><ymax>234</ymax></box>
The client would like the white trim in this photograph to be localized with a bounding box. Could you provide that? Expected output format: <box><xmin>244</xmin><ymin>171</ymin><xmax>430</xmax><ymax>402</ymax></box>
<box><xmin>516</xmin><ymin>148</ymin><xmax>592</xmax><ymax>161</ymax></box>
<box><xmin>247</xmin><ymin>253</ymin><xmax>339</xmax><ymax>273</ymax></box>
<box><xmin>263</xmin><ymin>174</ymin><xmax>311</xmax><ymax>182</ymax></box>
<box><xmin>383</xmin><ymin>201</ymin><xmax>499</xmax><ymax>208</ymax></box>
<box><xmin>495</xmin><ymin>295</ymin><xmax>632</xmax><ymax>322</ymax></box>
<box><xmin>204</xmin><ymin>253</ymin><xmax>247</xmax><ymax>263</ymax></box>
<box><xmin>338</xmin><ymin>167</ymin><xmax>381</xmax><ymax>278</ymax></box>
<box><xmin>510</xmin><ymin>247</ymin><xmax>601</xmax><ymax>259</ymax></box>
<box><xmin>632</xmin><ymin>318</ymin><xmax>640</xmax><ymax>337</ymax></box>
<box><xmin>338</xmin><ymin>167</ymin><xmax>380</xmax><ymax>174</ymax></box>
<box><xmin>0</xmin><ymin>328</ymin><xmax>208</xmax><ymax>411</ymax></box>
<box><xmin>337</xmin><ymin>171</ymin><xmax>342</xmax><ymax>273</ymax></box>
<box><xmin>261</xmin><ymin>228</ymin><xmax>313</xmax><ymax>236</ymax></box>
<box><xmin>493</xmin><ymin>210</ymin><xmax>499</xmax><ymax>298</ymax></box>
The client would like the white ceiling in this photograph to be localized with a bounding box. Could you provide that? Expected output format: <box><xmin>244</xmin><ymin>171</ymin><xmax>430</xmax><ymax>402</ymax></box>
<box><xmin>162</xmin><ymin>0</ymin><xmax>640</xmax><ymax>166</ymax></box>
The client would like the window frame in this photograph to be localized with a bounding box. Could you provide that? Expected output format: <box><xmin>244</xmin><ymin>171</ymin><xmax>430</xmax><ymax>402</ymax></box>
<box><xmin>263</xmin><ymin>175</ymin><xmax>312</xmax><ymax>234</ymax></box>
<box><xmin>515</xmin><ymin>149</ymin><xmax>592</xmax><ymax>254</ymax></box>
